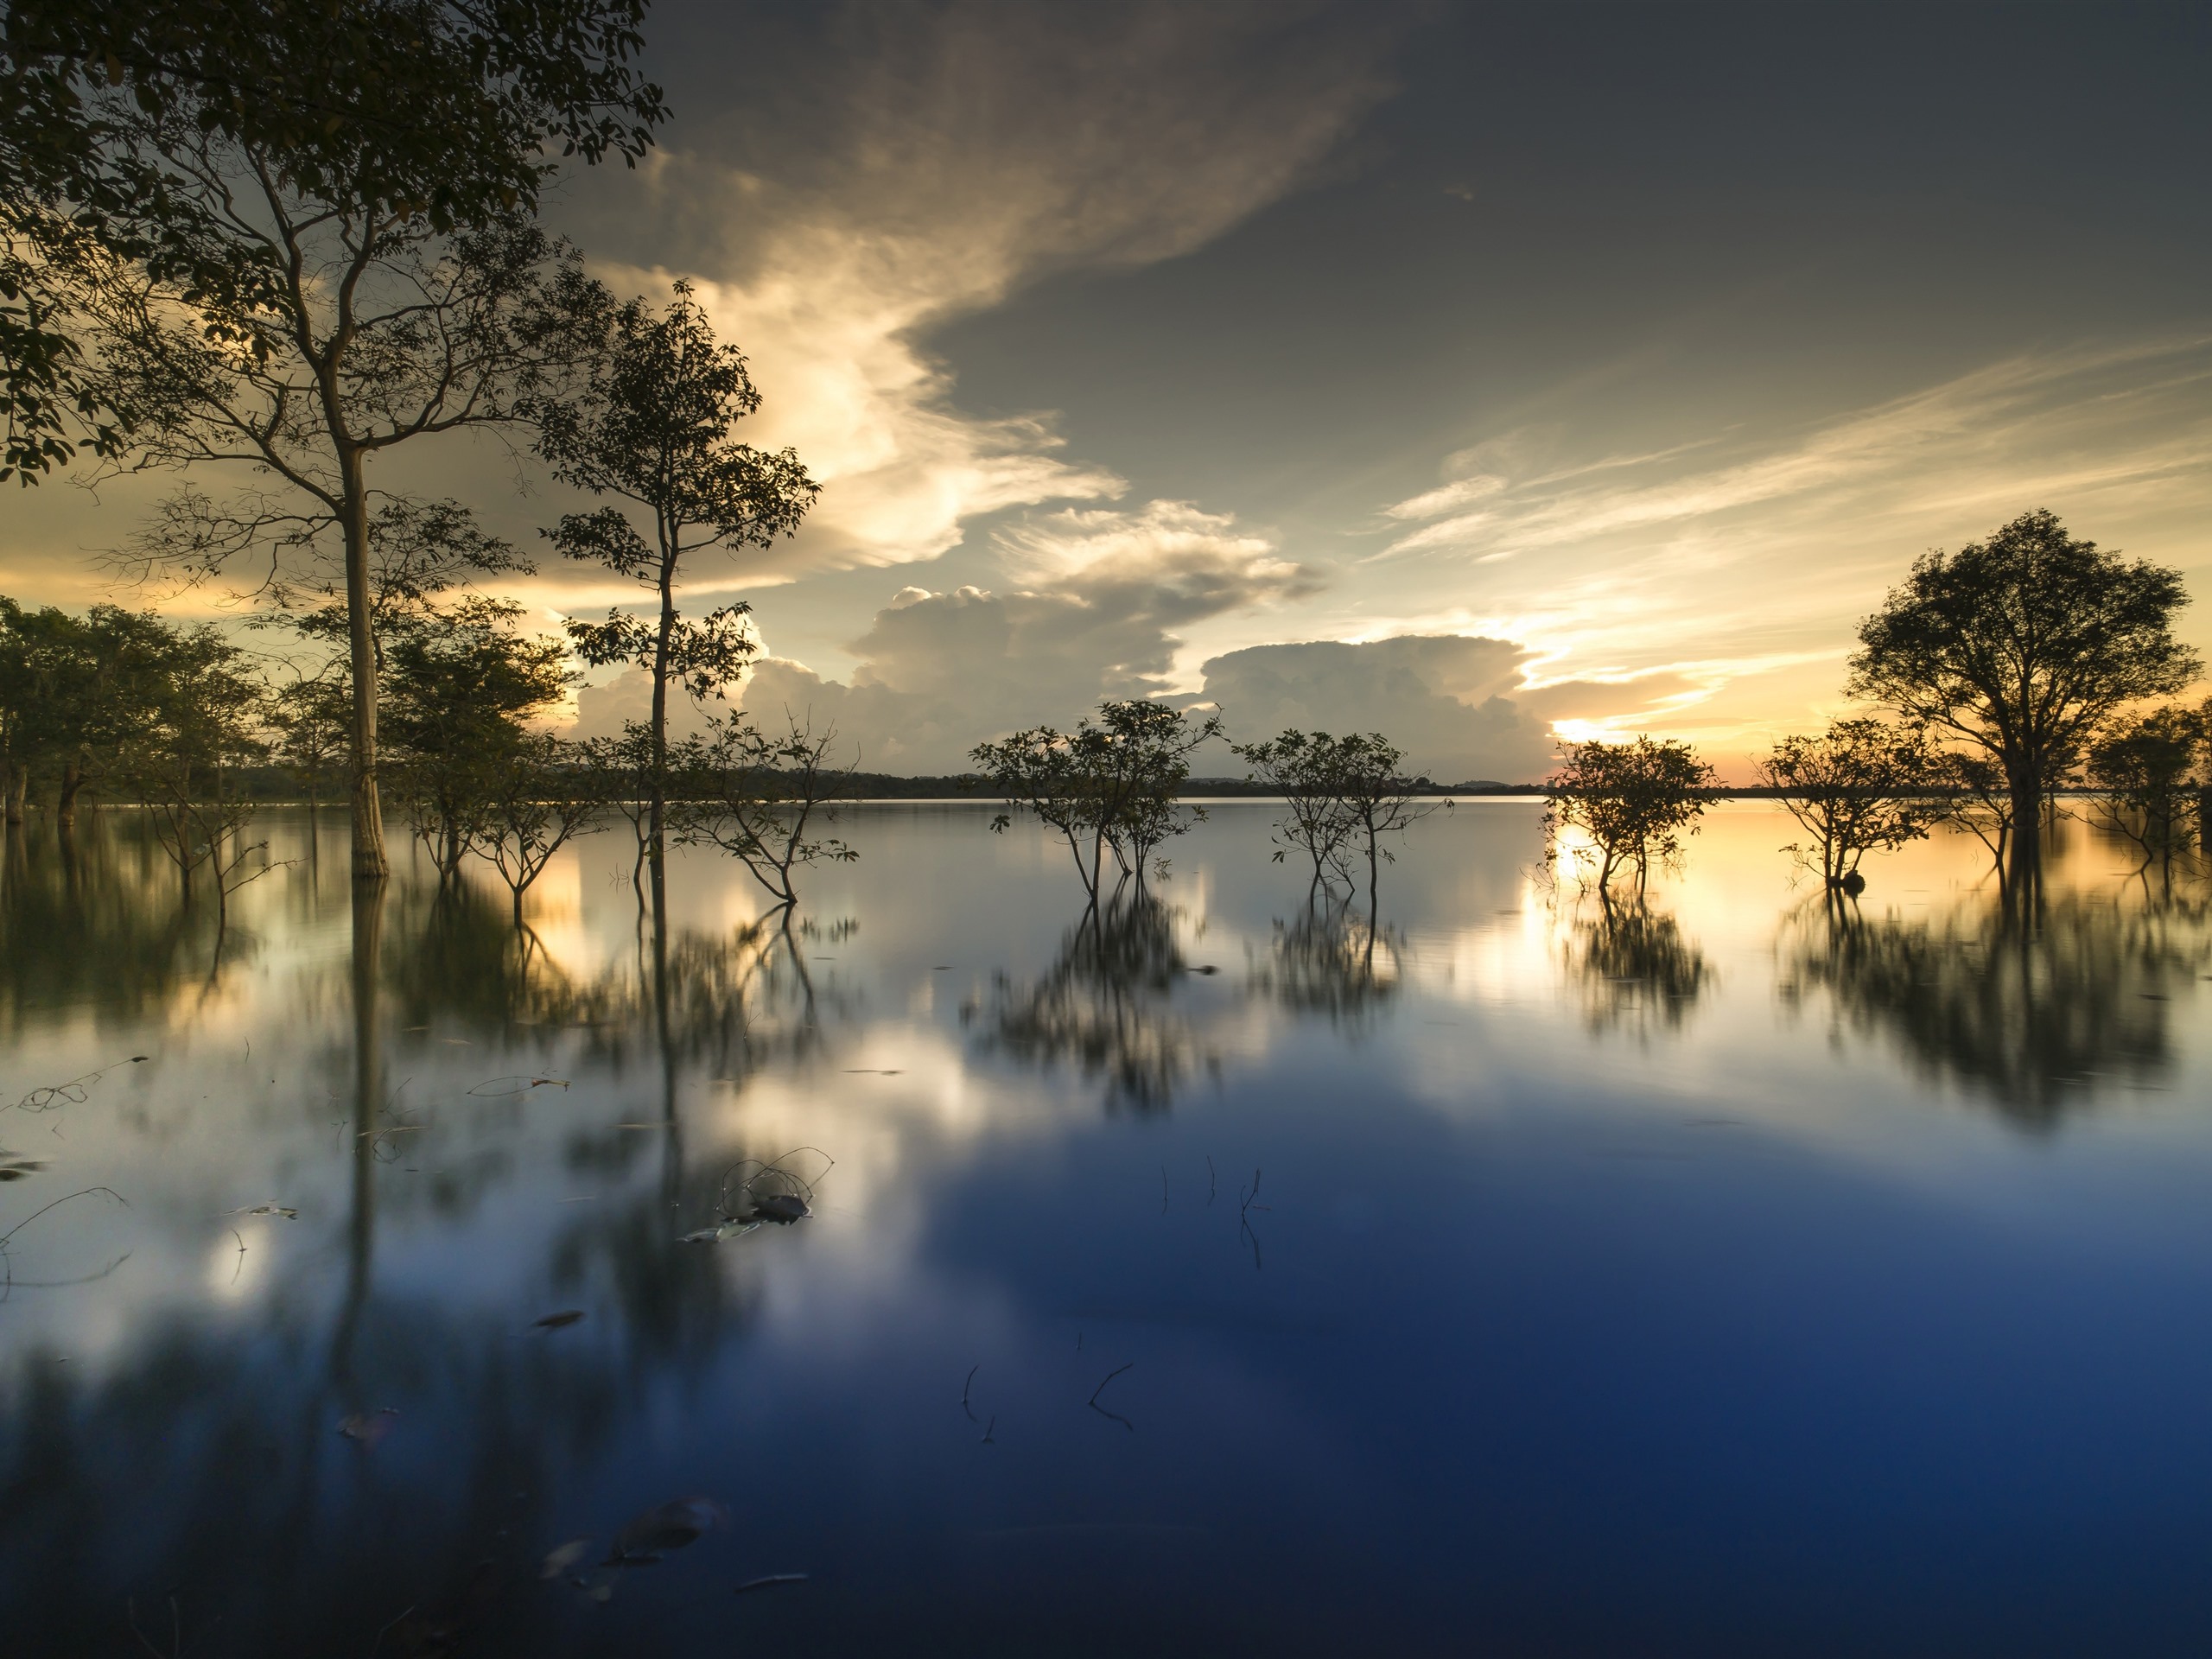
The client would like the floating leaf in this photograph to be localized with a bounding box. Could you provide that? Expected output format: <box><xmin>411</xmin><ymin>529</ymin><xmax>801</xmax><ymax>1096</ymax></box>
<box><xmin>534</xmin><ymin>1310</ymin><xmax>585</xmax><ymax>1330</ymax></box>
<box><xmin>0</xmin><ymin>1155</ymin><xmax>48</xmax><ymax>1181</ymax></box>
<box><xmin>747</xmin><ymin>1192</ymin><xmax>809</xmax><ymax>1225</ymax></box>
<box><xmin>609</xmin><ymin>1496</ymin><xmax>728</xmax><ymax>1563</ymax></box>
<box><xmin>228</xmin><ymin>1204</ymin><xmax>298</xmax><ymax>1220</ymax></box>
<box><xmin>539</xmin><ymin>1538</ymin><xmax>593</xmax><ymax>1580</ymax></box>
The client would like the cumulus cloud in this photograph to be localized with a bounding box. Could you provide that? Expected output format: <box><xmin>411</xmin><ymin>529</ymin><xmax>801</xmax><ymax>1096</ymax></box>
<box><xmin>575</xmin><ymin>499</ymin><xmax>1320</xmax><ymax>770</ymax></box>
<box><xmin>1195</xmin><ymin>636</ymin><xmax>1555</xmax><ymax>783</ymax></box>
<box><xmin>578</xmin><ymin>1</ymin><xmax>1399</xmax><ymax>584</ymax></box>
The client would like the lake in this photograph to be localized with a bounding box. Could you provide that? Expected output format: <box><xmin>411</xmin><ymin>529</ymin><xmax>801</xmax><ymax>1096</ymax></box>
<box><xmin>3</xmin><ymin>799</ymin><xmax>2210</xmax><ymax>1656</ymax></box>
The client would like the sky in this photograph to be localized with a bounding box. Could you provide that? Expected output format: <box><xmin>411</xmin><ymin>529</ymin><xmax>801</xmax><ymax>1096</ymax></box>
<box><xmin>9</xmin><ymin>0</ymin><xmax>2212</xmax><ymax>781</ymax></box>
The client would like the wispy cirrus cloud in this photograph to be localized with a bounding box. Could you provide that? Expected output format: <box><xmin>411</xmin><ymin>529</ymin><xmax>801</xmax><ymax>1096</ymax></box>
<box><xmin>580</xmin><ymin>1</ymin><xmax>1400</xmax><ymax>587</ymax></box>
<box><xmin>1362</xmin><ymin>336</ymin><xmax>2212</xmax><ymax>758</ymax></box>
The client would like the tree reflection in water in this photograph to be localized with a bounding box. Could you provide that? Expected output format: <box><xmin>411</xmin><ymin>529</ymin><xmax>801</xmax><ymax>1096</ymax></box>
<box><xmin>0</xmin><ymin>829</ymin><xmax>836</xmax><ymax>1656</ymax></box>
<box><xmin>0</xmin><ymin>811</ymin><xmax>230</xmax><ymax>1035</ymax></box>
<box><xmin>1250</xmin><ymin>899</ymin><xmax>1401</xmax><ymax>1034</ymax></box>
<box><xmin>976</xmin><ymin>891</ymin><xmax>1211</xmax><ymax>1115</ymax></box>
<box><xmin>1777</xmin><ymin>889</ymin><xmax>2212</xmax><ymax>1130</ymax></box>
<box><xmin>1561</xmin><ymin>897</ymin><xmax>1713</xmax><ymax>1038</ymax></box>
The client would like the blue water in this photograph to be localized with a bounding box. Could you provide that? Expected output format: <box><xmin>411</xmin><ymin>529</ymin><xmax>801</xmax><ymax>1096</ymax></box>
<box><xmin>1</xmin><ymin>800</ymin><xmax>2209</xmax><ymax>1655</ymax></box>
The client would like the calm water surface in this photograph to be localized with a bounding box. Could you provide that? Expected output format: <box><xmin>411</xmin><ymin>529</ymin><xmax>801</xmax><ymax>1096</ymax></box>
<box><xmin>3</xmin><ymin>801</ymin><xmax>2211</xmax><ymax>1656</ymax></box>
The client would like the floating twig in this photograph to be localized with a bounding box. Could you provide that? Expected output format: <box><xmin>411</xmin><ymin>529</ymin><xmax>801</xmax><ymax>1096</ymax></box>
<box><xmin>734</xmin><ymin>1573</ymin><xmax>809</xmax><ymax>1596</ymax></box>
<box><xmin>9</xmin><ymin>1055</ymin><xmax>149</xmax><ymax>1115</ymax></box>
<box><xmin>962</xmin><ymin>1363</ymin><xmax>980</xmax><ymax>1423</ymax></box>
<box><xmin>1088</xmin><ymin>1361</ymin><xmax>1135</xmax><ymax>1431</ymax></box>
<box><xmin>1237</xmin><ymin>1166</ymin><xmax>1265</xmax><ymax>1271</ymax></box>
<box><xmin>980</xmin><ymin>1413</ymin><xmax>996</xmax><ymax>1445</ymax></box>
<box><xmin>0</xmin><ymin>1185</ymin><xmax>129</xmax><ymax>1253</ymax></box>
<box><xmin>366</xmin><ymin>1603</ymin><xmax>417</xmax><ymax>1657</ymax></box>
<box><xmin>466</xmin><ymin>1076</ymin><xmax>570</xmax><ymax>1097</ymax></box>
<box><xmin>1089</xmin><ymin>1361</ymin><xmax>1134</xmax><ymax>1406</ymax></box>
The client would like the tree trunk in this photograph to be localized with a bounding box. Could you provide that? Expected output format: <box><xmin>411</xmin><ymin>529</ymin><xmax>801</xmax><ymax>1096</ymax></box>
<box><xmin>3</xmin><ymin>761</ymin><xmax>23</xmax><ymax>825</ymax></box>
<box><xmin>648</xmin><ymin>550</ymin><xmax>676</xmax><ymax>874</ymax></box>
<box><xmin>341</xmin><ymin>452</ymin><xmax>388</xmax><ymax>882</ymax></box>
<box><xmin>57</xmin><ymin>760</ymin><xmax>82</xmax><ymax>830</ymax></box>
<box><xmin>2006</xmin><ymin>774</ymin><xmax>2042</xmax><ymax>891</ymax></box>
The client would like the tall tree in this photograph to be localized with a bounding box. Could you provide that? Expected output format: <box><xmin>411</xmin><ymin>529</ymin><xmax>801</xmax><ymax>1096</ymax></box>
<box><xmin>1848</xmin><ymin>510</ymin><xmax>2200</xmax><ymax>889</ymax></box>
<box><xmin>534</xmin><ymin>281</ymin><xmax>817</xmax><ymax>875</ymax></box>
<box><xmin>3</xmin><ymin>3</ymin><xmax>661</xmax><ymax>881</ymax></box>
<box><xmin>1</xmin><ymin>0</ymin><xmax>664</xmax><ymax>483</ymax></box>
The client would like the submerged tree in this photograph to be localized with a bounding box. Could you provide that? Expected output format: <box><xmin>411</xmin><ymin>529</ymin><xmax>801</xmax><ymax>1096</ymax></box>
<box><xmin>125</xmin><ymin>623</ymin><xmax>276</xmax><ymax>923</ymax></box>
<box><xmin>578</xmin><ymin>721</ymin><xmax>659</xmax><ymax>895</ymax></box>
<box><xmin>0</xmin><ymin>599</ymin><xmax>175</xmax><ymax>827</ymax></box>
<box><xmin>476</xmin><ymin>730</ymin><xmax>600</xmax><ymax>926</ymax></box>
<box><xmin>265</xmin><ymin>671</ymin><xmax>350</xmax><ymax>817</ymax></box>
<box><xmin>534</xmin><ymin>282</ymin><xmax>817</xmax><ymax>877</ymax></box>
<box><xmin>680</xmin><ymin>712</ymin><xmax>857</xmax><ymax>910</ymax></box>
<box><xmin>1232</xmin><ymin>728</ymin><xmax>1363</xmax><ymax>903</ymax></box>
<box><xmin>1848</xmin><ymin>510</ymin><xmax>2200</xmax><ymax>893</ymax></box>
<box><xmin>1236</xmin><ymin>728</ymin><xmax>1441</xmax><ymax>913</ymax></box>
<box><xmin>2085</xmin><ymin>703</ymin><xmax>2207</xmax><ymax>881</ymax></box>
<box><xmin>1543</xmin><ymin>734</ymin><xmax>1715</xmax><ymax>897</ymax></box>
<box><xmin>380</xmin><ymin>598</ymin><xmax>570</xmax><ymax>884</ymax></box>
<box><xmin>973</xmin><ymin>700</ymin><xmax>1221</xmax><ymax>905</ymax></box>
<box><xmin>1325</xmin><ymin>733</ymin><xmax>1439</xmax><ymax>917</ymax></box>
<box><xmin>1758</xmin><ymin>718</ymin><xmax>1942</xmax><ymax>893</ymax></box>
<box><xmin>1932</xmin><ymin>749</ymin><xmax>2019</xmax><ymax>887</ymax></box>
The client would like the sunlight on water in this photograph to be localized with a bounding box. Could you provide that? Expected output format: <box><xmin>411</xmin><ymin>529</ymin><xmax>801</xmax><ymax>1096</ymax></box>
<box><xmin>2</xmin><ymin>800</ymin><xmax>2209</xmax><ymax>1654</ymax></box>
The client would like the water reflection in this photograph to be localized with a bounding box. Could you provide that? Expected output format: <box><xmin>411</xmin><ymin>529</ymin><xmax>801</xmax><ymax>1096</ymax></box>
<box><xmin>1560</xmin><ymin>897</ymin><xmax>1713</xmax><ymax>1038</ymax></box>
<box><xmin>1777</xmin><ymin>890</ymin><xmax>2212</xmax><ymax>1129</ymax></box>
<box><xmin>974</xmin><ymin>893</ymin><xmax>1211</xmax><ymax>1114</ymax></box>
<box><xmin>0</xmin><ymin>813</ymin><xmax>224</xmax><ymax>1033</ymax></box>
<box><xmin>0</xmin><ymin>856</ymin><xmax>777</xmax><ymax>1656</ymax></box>
<box><xmin>7</xmin><ymin>806</ymin><xmax>2212</xmax><ymax>1653</ymax></box>
<box><xmin>1249</xmin><ymin>901</ymin><xmax>1401</xmax><ymax>1033</ymax></box>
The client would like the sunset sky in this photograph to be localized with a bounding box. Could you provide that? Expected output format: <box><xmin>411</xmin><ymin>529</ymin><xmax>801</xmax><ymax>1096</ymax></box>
<box><xmin>10</xmin><ymin>1</ymin><xmax>2211</xmax><ymax>781</ymax></box>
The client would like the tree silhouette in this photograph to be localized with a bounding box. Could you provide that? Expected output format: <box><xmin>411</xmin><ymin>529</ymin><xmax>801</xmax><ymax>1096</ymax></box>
<box><xmin>1849</xmin><ymin>510</ymin><xmax>2199</xmax><ymax>894</ymax></box>
<box><xmin>534</xmin><ymin>281</ymin><xmax>817</xmax><ymax>881</ymax></box>
<box><xmin>1544</xmin><ymin>735</ymin><xmax>1714</xmax><ymax>897</ymax></box>
<box><xmin>1758</xmin><ymin>718</ymin><xmax>1942</xmax><ymax>891</ymax></box>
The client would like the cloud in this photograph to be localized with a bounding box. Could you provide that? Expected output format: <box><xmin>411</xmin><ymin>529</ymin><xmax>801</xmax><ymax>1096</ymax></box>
<box><xmin>579</xmin><ymin>1</ymin><xmax>1399</xmax><ymax>585</ymax></box>
<box><xmin>1361</xmin><ymin>336</ymin><xmax>2212</xmax><ymax>753</ymax></box>
<box><xmin>1196</xmin><ymin>636</ymin><xmax>1557</xmax><ymax>783</ymax></box>
<box><xmin>574</xmin><ymin>500</ymin><xmax>1319</xmax><ymax>770</ymax></box>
